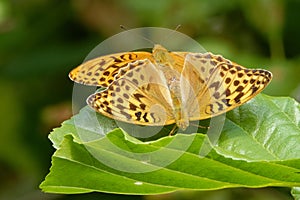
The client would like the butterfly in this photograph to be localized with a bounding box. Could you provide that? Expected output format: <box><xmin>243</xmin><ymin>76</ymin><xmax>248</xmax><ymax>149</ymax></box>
<box><xmin>69</xmin><ymin>44</ymin><xmax>272</xmax><ymax>130</ymax></box>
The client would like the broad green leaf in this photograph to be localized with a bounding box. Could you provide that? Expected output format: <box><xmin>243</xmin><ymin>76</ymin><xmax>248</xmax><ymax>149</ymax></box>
<box><xmin>216</xmin><ymin>94</ymin><xmax>300</xmax><ymax>161</ymax></box>
<box><xmin>41</xmin><ymin>131</ymin><xmax>300</xmax><ymax>194</ymax></box>
<box><xmin>41</xmin><ymin>94</ymin><xmax>300</xmax><ymax>194</ymax></box>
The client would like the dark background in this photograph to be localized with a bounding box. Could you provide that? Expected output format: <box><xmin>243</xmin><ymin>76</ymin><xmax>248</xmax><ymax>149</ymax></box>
<box><xmin>0</xmin><ymin>0</ymin><xmax>299</xmax><ymax>199</ymax></box>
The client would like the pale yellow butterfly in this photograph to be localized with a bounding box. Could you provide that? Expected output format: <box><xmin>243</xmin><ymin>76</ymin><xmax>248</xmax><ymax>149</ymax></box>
<box><xmin>69</xmin><ymin>44</ymin><xmax>272</xmax><ymax>130</ymax></box>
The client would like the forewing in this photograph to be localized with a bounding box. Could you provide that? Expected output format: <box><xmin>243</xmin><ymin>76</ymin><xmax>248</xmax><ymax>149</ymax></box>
<box><xmin>87</xmin><ymin>59</ymin><xmax>175</xmax><ymax>126</ymax></box>
<box><xmin>69</xmin><ymin>52</ymin><xmax>153</xmax><ymax>87</ymax></box>
<box><xmin>183</xmin><ymin>53</ymin><xmax>272</xmax><ymax>120</ymax></box>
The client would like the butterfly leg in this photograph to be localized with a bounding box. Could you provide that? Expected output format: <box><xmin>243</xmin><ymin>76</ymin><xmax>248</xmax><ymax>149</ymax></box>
<box><xmin>169</xmin><ymin>124</ymin><xmax>178</xmax><ymax>135</ymax></box>
<box><xmin>190</xmin><ymin>122</ymin><xmax>210</xmax><ymax>129</ymax></box>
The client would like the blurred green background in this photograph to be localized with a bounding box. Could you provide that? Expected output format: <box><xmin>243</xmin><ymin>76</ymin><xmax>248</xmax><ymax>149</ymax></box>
<box><xmin>0</xmin><ymin>0</ymin><xmax>299</xmax><ymax>199</ymax></box>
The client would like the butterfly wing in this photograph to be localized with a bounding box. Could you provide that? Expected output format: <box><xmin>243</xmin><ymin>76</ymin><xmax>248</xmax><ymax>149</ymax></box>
<box><xmin>87</xmin><ymin>59</ymin><xmax>176</xmax><ymax>126</ymax></box>
<box><xmin>69</xmin><ymin>52</ymin><xmax>153</xmax><ymax>87</ymax></box>
<box><xmin>182</xmin><ymin>53</ymin><xmax>272</xmax><ymax>120</ymax></box>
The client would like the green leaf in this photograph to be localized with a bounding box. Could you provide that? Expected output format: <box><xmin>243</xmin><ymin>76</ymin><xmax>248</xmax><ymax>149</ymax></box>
<box><xmin>216</xmin><ymin>94</ymin><xmax>300</xmax><ymax>161</ymax></box>
<box><xmin>41</xmin><ymin>94</ymin><xmax>300</xmax><ymax>194</ymax></box>
<box><xmin>292</xmin><ymin>187</ymin><xmax>300</xmax><ymax>200</ymax></box>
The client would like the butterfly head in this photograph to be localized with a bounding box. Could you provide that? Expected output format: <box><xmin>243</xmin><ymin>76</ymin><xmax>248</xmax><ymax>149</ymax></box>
<box><xmin>152</xmin><ymin>44</ymin><xmax>173</xmax><ymax>65</ymax></box>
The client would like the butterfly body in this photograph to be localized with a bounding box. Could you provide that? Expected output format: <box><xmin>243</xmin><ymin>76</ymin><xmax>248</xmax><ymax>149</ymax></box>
<box><xmin>69</xmin><ymin>44</ymin><xmax>272</xmax><ymax>131</ymax></box>
<box><xmin>151</xmin><ymin>45</ymin><xmax>190</xmax><ymax>129</ymax></box>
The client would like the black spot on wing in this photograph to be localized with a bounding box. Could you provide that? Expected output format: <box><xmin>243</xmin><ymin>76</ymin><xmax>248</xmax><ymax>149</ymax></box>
<box><xmin>135</xmin><ymin>111</ymin><xmax>142</xmax><ymax>121</ymax></box>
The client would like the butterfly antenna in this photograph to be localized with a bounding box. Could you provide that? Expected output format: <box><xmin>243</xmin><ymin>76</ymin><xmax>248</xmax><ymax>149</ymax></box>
<box><xmin>120</xmin><ymin>25</ymin><xmax>155</xmax><ymax>47</ymax></box>
<box><xmin>174</xmin><ymin>24</ymin><xmax>181</xmax><ymax>31</ymax></box>
<box><xmin>158</xmin><ymin>24</ymin><xmax>182</xmax><ymax>45</ymax></box>
<box><xmin>120</xmin><ymin>25</ymin><xmax>128</xmax><ymax>31</ymax></box>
